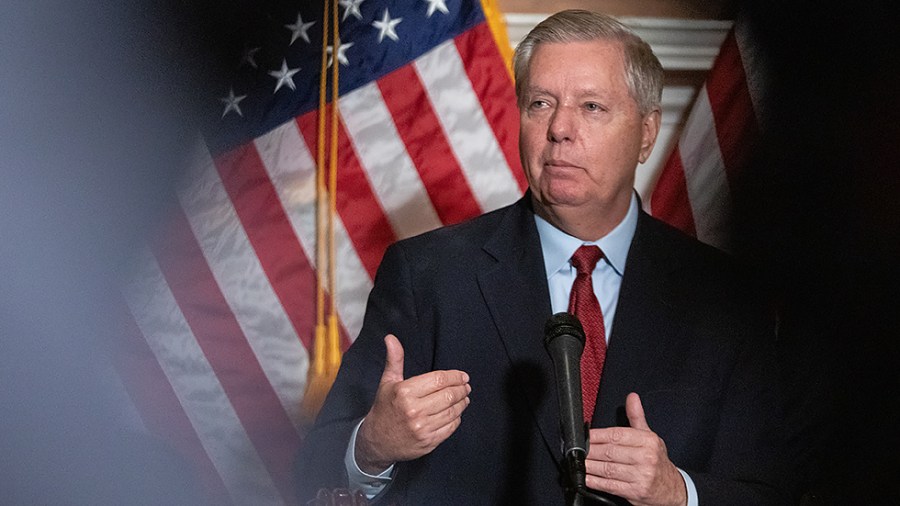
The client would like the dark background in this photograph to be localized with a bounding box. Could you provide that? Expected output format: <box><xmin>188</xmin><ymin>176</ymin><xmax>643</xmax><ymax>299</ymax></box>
<box><xmin>736</xmin><ymin>1</ymin><xmax>900</xmax><ymax>503</ymax></box>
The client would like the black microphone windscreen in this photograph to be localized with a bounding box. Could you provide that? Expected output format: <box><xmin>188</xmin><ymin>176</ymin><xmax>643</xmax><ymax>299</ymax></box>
<box><xmin>544</xmin><ymin>312</ymin><xmax>586</xmax><ymax>348</ymax></box>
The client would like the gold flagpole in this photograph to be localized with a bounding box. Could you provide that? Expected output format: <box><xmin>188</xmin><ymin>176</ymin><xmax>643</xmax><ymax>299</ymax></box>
<box><xmin>301</xmin><ymin>0</ymin><xmax>342</xmax><ymax>427</ymax></box>
<box><xmin>326</xmin><ymin>0</ymin><xmax>342</xmax><ymax>397</ymax></box>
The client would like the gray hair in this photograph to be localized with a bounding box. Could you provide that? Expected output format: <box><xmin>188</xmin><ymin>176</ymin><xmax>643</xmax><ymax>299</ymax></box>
<box><xmin>513</xmin><ymin>9</ymin><xmax>663</xmax><ymax>115</ymax></box>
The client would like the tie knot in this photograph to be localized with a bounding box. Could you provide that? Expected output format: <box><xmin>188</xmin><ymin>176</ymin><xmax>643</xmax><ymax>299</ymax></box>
<box><xmin>570</xmin><ymin>245</ymin><xmax>603</xmax><ymax>275</ymax></box>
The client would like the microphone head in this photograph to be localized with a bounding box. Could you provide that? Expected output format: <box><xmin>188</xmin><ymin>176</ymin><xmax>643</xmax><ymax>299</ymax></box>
<box><xmin>544</xmin><ymin>312</ymin><xmax>586</xmax><ymax>349</ymax></box>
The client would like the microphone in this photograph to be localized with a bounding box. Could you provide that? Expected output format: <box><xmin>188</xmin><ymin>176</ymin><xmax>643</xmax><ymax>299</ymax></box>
<box><xmin>544</xmin><ymin>312</ymin><xmax>587</xmax><ymax>461</ymax></box>
<box><xmin>544</xmin><ymin>312</ymin><xmax>616</xmax><ymax>506</ymax></box>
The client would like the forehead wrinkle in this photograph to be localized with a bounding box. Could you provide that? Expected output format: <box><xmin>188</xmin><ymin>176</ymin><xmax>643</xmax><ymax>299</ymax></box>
<box><xmin>524</xmin><ymin>82</ymin><xmax>612</xmax><ymax>102</ymax></box>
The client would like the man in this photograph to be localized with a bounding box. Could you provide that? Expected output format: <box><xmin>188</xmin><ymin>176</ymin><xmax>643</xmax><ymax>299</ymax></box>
<box><xmin>296</xmin><ymin>10</ymin><xmax>789</xmax><ymax>505</ymax></box>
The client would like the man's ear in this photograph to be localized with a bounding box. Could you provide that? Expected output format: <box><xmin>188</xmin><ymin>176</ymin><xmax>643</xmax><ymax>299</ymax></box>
<box><xmin>638</xmin><ymin>108</ymin><xmax>662</xmax><ymax>164</ymax></box>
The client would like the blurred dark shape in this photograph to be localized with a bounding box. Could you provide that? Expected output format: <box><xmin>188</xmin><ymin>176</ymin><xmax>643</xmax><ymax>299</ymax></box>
<box><xmin>307</xmin><ymin>488</ymin><xmax>369</xmax><ymax>506</ymax></box>
<box><xmin>0</xmin><ymin>0</ymin><xmax>213</xmax><ymax>503</ymax></box>
<box><xmin>734</xmin><ymin>1</ymin><xmax>900</xmax><ymax>503</ymax></box>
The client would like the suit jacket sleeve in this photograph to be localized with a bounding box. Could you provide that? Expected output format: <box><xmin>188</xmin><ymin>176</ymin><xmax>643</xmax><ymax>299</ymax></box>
<box><xmin>294</xmin><ymin>241</ymin><xmax>427</xmax><ymax>502</ymax></box>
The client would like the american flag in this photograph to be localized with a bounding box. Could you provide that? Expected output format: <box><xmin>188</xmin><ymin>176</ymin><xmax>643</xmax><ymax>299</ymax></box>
<box><xmin>649</xmin><ymin>15</ymin><xmax>763</xmax><ymax>251</ymax></box>
<box><xmin>117</xmin><ymin>0</ymin><xmax>524</xmax><ymax>504</ymax></box>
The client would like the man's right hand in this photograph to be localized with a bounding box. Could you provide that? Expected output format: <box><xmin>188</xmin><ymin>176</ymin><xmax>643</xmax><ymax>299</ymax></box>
<box><xmin>355</xmin><ymin>334</ymin><xmax>471</xmax><ymax>474</ymax></box>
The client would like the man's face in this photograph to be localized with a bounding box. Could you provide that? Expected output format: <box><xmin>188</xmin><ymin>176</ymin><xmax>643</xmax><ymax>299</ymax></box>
<box><xmin>519</xmin><ymin>39</ymin><xmax>659</xmax><ymax>221</ymax></box>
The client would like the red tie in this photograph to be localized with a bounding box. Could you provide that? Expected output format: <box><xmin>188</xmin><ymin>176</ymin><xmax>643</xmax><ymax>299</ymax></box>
<box><xmin>568</xmin><ymin>245</ymin><xmax>606</xmax><ymax>423</ymax></box>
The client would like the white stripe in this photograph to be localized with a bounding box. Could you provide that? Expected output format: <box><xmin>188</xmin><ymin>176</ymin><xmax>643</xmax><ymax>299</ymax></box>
<box><xmin>177</xmin><ymin>141</ymin><xmax>309</xmax><ymax>430</ymax></box>
<box><xmin>678</xmin><ymin>85</ymin><xmax>733</xmax><ymax>251</ymax></box>
<box><xmin>415</xmin><ymin>40</ymin><xmax>522</xmax><ymax>213</ymax></box>
<box><xmin>254</xmin><ymin>120</ymin><xmax>372</xmax><ymax>341</ymax></box>
<box><xmin>122</xmin><ymin>248</ymin><xmax>282</xmax><ymax>505</ymax></box>
<box><xmin>340</xmin><ymin>82</ymin><xmax>444</xmax><ymax>239</ymax></box>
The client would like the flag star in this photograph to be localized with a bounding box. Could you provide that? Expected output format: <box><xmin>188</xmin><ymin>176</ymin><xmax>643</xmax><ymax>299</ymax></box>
<box><xmin>423</xmin><ymin>0</ymin><xmax>449</xmax><ymax>17</ymax></box>
<box><xmin>339</xmin><ymin>0</ymin><xmax>364</xmax><ymax>22</ymax></box>
<box><xmin>269</xmin><ymin>59</ymin><xmax>300</xmax><ymax>93</ymax></box>
<box><xmin>219</xmin><ymin>88</ymin><xmax>247</xmax><ymax>118</ymax></box>
<box><xmin>285</xmin><ymin>13</ymin><xmax>315</xmax><ymax>45</ymax></box>
<box><xmin>238</xmin><ymin>46</ymin><xmax>260</xmax><ymax>69</ymax></box>
<box><xmin>371</xmin><ymin>9</ymin><xmax>402</xmax><ymax>43</ymax></box>
<box><xmin>326</xmin><ymin>41</ymin><xmax>354</xmax><ymax>67</ymax></box>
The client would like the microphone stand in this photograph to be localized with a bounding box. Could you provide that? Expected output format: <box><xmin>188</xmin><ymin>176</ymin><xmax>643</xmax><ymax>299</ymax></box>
<box><xmin>564</xmin><ymin>424</ymin><xmax>616</xmax><ymax>506</ymax></box>
<box><xmin>565</xmin><ymin>448</ymin><xmax>587</xmax><ymax>506</ymax></box>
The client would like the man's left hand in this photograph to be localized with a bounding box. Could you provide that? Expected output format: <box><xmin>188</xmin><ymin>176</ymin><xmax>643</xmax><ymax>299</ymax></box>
<box><xmin>585</xmin><ymin>392</ymin><xmax>687</xmax><ymax>506</ymax></box>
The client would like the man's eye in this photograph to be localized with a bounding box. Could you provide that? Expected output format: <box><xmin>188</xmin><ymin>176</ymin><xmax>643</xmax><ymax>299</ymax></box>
<box><xmin>584</xmin><ymin>102</ymin><xmax>603</xmax><ymax>112</ymax></box>
<box><xmin>530</xmin><ymin>100</ymin><xmax>548</xmax><ymax>109</ymax></box>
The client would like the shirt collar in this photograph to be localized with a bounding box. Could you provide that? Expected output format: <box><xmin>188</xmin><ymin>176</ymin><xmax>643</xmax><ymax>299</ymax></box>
<box><xmin>534</xmin><ymin>192</ymin><xmax>639</xmax><ymax>279</ymax></box>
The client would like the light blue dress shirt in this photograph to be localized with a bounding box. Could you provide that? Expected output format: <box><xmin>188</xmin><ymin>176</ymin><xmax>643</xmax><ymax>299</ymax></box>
<box><xmin>345</xmin><ymin>194</ymin><xmax>697</xmax><ymax>505</ymax></box>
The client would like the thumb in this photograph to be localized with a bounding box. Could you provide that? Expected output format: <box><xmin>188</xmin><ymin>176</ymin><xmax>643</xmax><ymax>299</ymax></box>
<box><xmin>625</xmin><ymin>392</ymin><xmax>651</xmax><ymax>431</ymax></box>
<box><xmin>380</xmin><ymin>334</ymin><xmax>405</xmax><ymax>384</ymax></box>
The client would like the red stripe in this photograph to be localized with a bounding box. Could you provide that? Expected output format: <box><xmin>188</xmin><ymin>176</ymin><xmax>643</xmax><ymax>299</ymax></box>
<box><xmin>378</xmin><ymin>65</ymin><xmax>483</xmax><ymax>225</ymax></box>
<box><xmin>454</xmin><ymin>23</ymin><xmax>528</xmax><ymax>193</ymax></box>
<box><xmin>650</xmin><ymin>148</ymin><xmax>697</xmax><ymax>237</ymax></box>
<box><xmin>212</xmin><ymin>145</ymin><xmax>320</xmax><ymax>352</ymax></box>
<box><xmin>113</xmin><ymin>302</ymin><xmax>232</xmax><ymax>505</ymax></box>
<box><xmin>152</xmin><ymin>204</ymin><xmax>303</xmax><ymax>506</ymax></box>
<box><xmin>705</xmin><ymin>29</ymin><xmax>758</xmax><ymax>181</ymax></box>
<box><xmin>296</xmin><ymin>110</ymin><xmax>396</xmax><ymax>279</ymax></box>
<box><xmin>214</xmin><ymin>143</ymin><xmax>353</xmax><ymax>352</ymax></box>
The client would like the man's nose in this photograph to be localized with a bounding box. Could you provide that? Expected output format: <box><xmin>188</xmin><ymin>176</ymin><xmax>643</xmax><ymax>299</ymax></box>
<box><xmin>547</xmin><ymin>106</ymin><xmax>575</xmax><ymax>143</ymax></box>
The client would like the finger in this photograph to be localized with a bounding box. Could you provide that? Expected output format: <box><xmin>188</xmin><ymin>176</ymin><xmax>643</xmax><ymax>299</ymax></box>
<box><xmin>407</xmin><ymin>394</ymin><xmax>470</xmax><ymax>443</ymax></box>
<box><xmin>585</xmin><ymin>458</ymin><xmax>634</xmax><ymax>483</ymax></box>
<box><xmin>416</xmin><ymin>382</ymin><xmax>471</xmax><ymax>416</ymax></box>
<box><xmin>429</xmin><ymin>409</ymin><xmax>466</xmax><ymax>445</ymax></box>
<box><xmin>589</xmin><ymin>427</ymin><xmax>654</xmax><ymax>448</ymax></box>
<box><xmin>402</xmin><ymin>368</ymin><xmax>470</xmax><ymax>398</ymax></box>
<box><xmin>381</xmin><ymin>334</ymin><xmax>405</xmax><ymax>384</ymax></box>
<box><xmin>587</xmin><ymin>442</ymin><xmax>641</xmax><ymax>465</ymax></box>
<box><xmin>625</xmin><ymin>392</ymin><xmax>651</xmax><ymax>431</ymax></box>
<box><xmin>423</xmin><ymin>389</ymin><xmax>471</xmax><ymax>428</ymax></box>
<box><xmin>585</xmin><ymin>474</ymin><xmax>632</xmax><ymax>500</ymax></box>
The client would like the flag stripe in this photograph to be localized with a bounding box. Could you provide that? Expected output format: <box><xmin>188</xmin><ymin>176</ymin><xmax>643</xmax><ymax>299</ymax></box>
<box><xmin>152</xmin><ymin>205</ymin><xmax>301</xmax><ymax>504</ymax></box>
<box><xmin>705</xmin><ymin>30</ymin><xmax>757</xmax><ymax>181</ymax></box>
<box><xmin>415</xmin><ymin>38</ymin><xmax>523</xmax><ymax>212</ymax></box>
<box><xmin>124</xmin><ymin>247</ymin><xmax>281</xmax><ymax>505</ymax></box>
<box><xmin>114</xmin><ymin>305</ymin><xmax>234</xmax><ymax>506</ymax></box>
<box><xmin>677</xmin><ymin>86</ymin><xmax>733</xmax><ymax>248</ymax></box>
<box><xmin>179</xmin><ymin>143</ymin><xmax>309</xmax><ymax>429</ymax></box>
<box><xmin>296</xmin><ymin>111</ymin><xmax>396</xmax><ymax>279</ymax></box>
<box><xmin>454</xmin><ymin>23</ymin><xmax>528</xmax><ymax>192</ymax></box>
<box><xmin>254</xmin><ymin>120</ymin><xmax>371</xmax><ymax>342</ymax></box>
<box><xmin>339</xmin><ymin>82</ymin><xmax>445</xmax><ymax>236</ymax></box>
<box><xmin>651</xmin><ymin>24</ymin><xmax>759</xmax><ymax>253</ymax></box>
<box><xmin>649</xmin><ymin>149</ymin><xmax>698</xmax><ymax>236</ymax></box>
<box><xmin>212</xmin><ymin>144</ymin><xmax>316</xmax><ymax>352</ymax></box>
<box><xmin>378</xmin><ymin>64</ymin><xmax>483</xmax><ymax>225</ymax></box>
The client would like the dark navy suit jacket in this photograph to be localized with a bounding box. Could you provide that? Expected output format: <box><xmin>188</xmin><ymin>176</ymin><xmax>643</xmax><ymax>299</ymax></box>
<box><xmin>295</xmin><ymin>195</ymin><xmax>790</xmax><ymax>505</ymax></box>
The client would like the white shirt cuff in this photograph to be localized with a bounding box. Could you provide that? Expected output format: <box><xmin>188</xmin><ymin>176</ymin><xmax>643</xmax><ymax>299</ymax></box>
<box><xmin>344</xmin><ymin>418</ymin><xmax>394</xmax><ymax>499</ymax></box>
<box><xmin>677</xmin><ymin>468</ymin><xmax>699</xmax><ymax>506</ymax></box>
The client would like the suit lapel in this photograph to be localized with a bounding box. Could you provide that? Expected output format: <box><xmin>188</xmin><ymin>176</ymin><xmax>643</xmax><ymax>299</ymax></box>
<box><xmin>475</xmin><ymin>196</ymin><xmax>560</xmax><ymax>464</ymax></box>
<box><xmin>595</xmin><ymin>211</ymin><xmax>683</xmax><ymax>427</ymax></box>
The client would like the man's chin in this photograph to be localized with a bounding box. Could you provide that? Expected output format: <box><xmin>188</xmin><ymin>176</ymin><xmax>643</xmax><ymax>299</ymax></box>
<box><xmin>538</xmin><ymin>186</ymin><xmax>589</xmax><ymax>209</ymax></box>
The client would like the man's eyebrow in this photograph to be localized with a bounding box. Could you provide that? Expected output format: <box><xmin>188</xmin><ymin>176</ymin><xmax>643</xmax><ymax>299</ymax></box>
<box><xmin>523</xmin><ymin>85</ymin><xmax>610</xmax><ymax>100</ymax></box>
<box><xmin>522</xmin><ymin>85</ymin><xmax>552</xmax><ymax>96</ymax></box>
